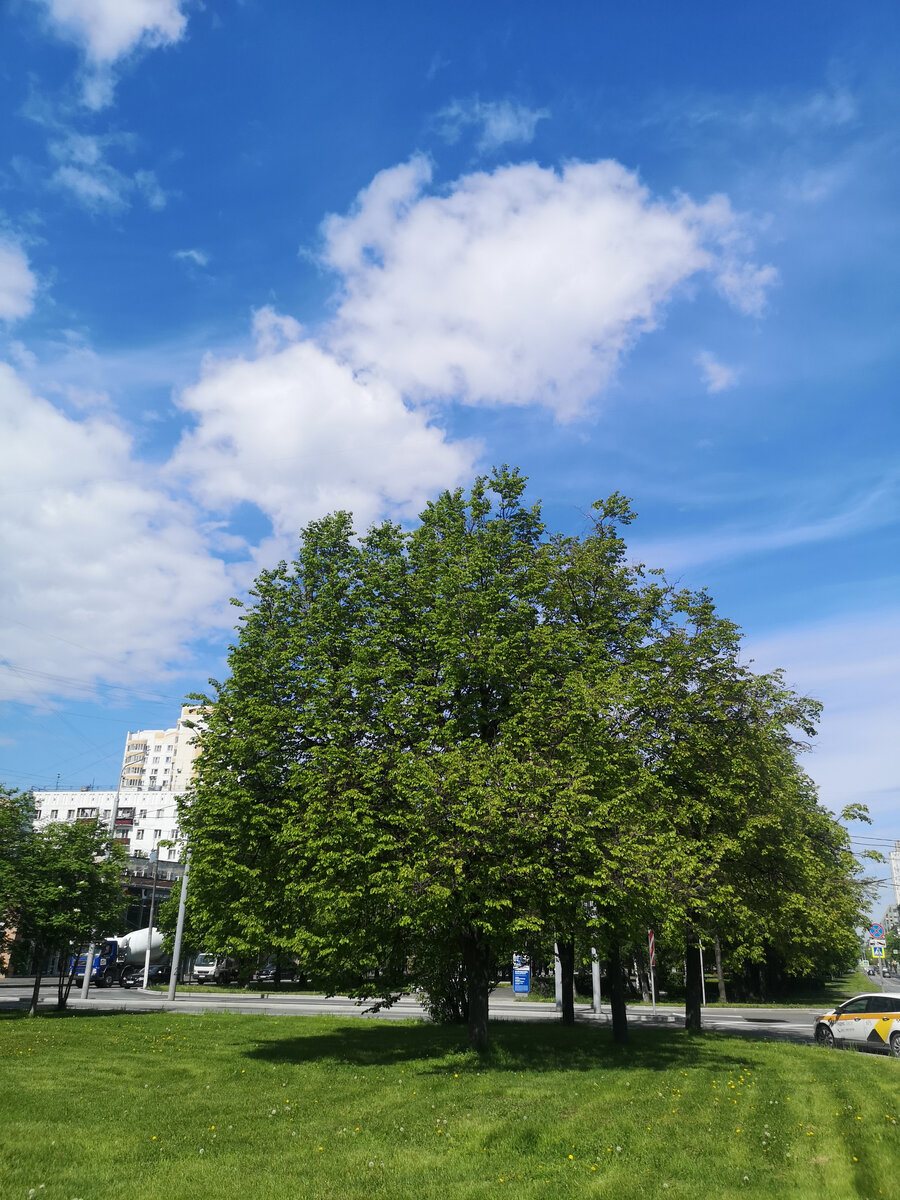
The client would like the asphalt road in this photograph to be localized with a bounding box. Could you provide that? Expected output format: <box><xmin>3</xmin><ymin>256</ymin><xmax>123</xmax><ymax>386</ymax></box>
<box><xmin>0</xmin><ymin>981</ymin><xmax>827</xmax><ymax>1043</ymax></box>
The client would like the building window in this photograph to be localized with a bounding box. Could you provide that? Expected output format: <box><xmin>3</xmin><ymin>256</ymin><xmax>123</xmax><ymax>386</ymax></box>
<box><xmin>153</xmin><ymin>829</ymin><xmax>162</xmax><ymax>840</ymax></box>
<box><xmin>138</xmin><ymin>809</ymin><xmax>147</xmax><ymax>818</ymax></box>
<box><xmin>168</xmin><ymin>847</ymin><xmax>178</xmax><ymax>860</ymax></box>
<box><xmin>154</xmin><ymin>744</ymin><xmax>162</xmax><ymax>751</ymax></box>
<box><xmin>67</xmin><ymin>809</ymin><xmax>74</xmax><ymax>818</ymax></box>
<box><xmin>50</xmin><ymin>809</ymin><xmax>58</xmax><ymax>819</ymax></box>
<box><xmin>135</xmin><ymin>829</ymin><xmax>144</xmax><ymax>841</ymax></box>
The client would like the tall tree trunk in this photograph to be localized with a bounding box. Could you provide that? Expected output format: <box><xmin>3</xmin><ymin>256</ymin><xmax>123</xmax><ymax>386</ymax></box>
<box><xmin>28</xmin><ymin>949</ymin><xmax>43</xmax><ymax>1018</ymax></box>
<box><xmin>558</xmin><ymin>938</ymin><xmax>575</xmax><ymax>1026</ymax></box>
<box><xmin>713</xmin><ymin>934</ymin><xmax>727</xmax><ymax>1003</ymax></box>
<box><xmin>462</xmin><ymin>932</ymin><xmax>492</xmax><ymax>1052</ymax></box>
<box><xmin>606</xmin><ymin>942</ymin><xmax>628</xmax><ymax>1044</ymax></box>
<box><xmin>684</xmin><ymin>933</ymin><xmax>703</xmax><ymax>1032</ymax></box>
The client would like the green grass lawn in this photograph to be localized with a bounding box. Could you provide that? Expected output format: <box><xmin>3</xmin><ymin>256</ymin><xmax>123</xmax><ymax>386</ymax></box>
<box><xmin>1</xmin><ymin>1013</ymin><xmax>896</xmax><ymax>1200</ymax></box>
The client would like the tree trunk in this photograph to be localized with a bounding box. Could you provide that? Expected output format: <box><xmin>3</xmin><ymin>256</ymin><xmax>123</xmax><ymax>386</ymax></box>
<box><xmin>28</xmin><ymin>951</ymin><xmax>43</xmax><ymax>1018</ymax></box>
<box><xmin>558</xmin><ymin>938</ymin><xmax>575</xmax><ymax>1026</ymax></box>
<box><xmin>462</xmin><ymin>933</ymin><xmax>492</xmax><ymax>1052</ymax></box>
<box><xmin>684</xmin><ymin>934</ymin><xmax>703</xmax><ymax>1032</ymax></box>
<box><xmin>606</xmin><ymin>943</ymin><xmax>628</xmax><ymax>1044</ymax></box>
<box><xmin>713</xmin><ymin>934</ymin><xmax>727</xmax><ymax>1003</ymax></box>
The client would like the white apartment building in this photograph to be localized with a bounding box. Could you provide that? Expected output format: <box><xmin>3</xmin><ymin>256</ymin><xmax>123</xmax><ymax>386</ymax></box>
<box><xmin>119</xmin><ymin>705</ymin><xmax>203</xmax><ymax>792</ymax></box>
<box><xmin>31</xmin><ymin>706</ymin><xmax>205</xmax><ymax>864</ymax></box>
<box><xmin>32</xmin><ymin>789</ymin><xmax>185</xmax><ymax>863</ymax></box>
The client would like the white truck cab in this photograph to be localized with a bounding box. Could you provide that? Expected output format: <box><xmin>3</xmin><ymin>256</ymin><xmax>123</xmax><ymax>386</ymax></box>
<box><xmin>191</xmin><ymin>953</ymin><xmax>237</xmax><ymax>985</ymax></box>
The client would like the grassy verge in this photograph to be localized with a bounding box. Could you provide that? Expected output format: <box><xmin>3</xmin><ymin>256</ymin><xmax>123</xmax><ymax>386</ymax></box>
<box><xmin>2</xmin><ymin>1013</ymin><xmax>896</xmax><ymax>1199</ymax></box>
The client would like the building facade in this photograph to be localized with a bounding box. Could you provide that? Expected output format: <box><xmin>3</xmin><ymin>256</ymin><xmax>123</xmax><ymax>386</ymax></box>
<box><xmin>119</xmin><ymin>706</ymin><xmax>203</xmax><ymax>791</ymax></box>
<box><xmin>32</xmin><ymin>789</ymin><xmax>185</xmax><ymax>865</ymax></box>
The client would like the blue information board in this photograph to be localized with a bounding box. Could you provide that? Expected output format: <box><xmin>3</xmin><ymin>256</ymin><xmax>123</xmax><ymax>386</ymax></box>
<box><xmin>513</xmin><ymin>966</ymin><xmax>531</xmax><ymax>994</ymax></box>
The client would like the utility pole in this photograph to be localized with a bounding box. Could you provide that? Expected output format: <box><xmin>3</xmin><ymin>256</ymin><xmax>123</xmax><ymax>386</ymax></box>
<box><xmin>166</xmin><ymin>852</ymin><xmax>190</xmax><ymax>1001</ymax></box>
<box><xmin>142</xmin><ymin>848</ymin><xmax>160</xmax><ymax>989</ymax></box>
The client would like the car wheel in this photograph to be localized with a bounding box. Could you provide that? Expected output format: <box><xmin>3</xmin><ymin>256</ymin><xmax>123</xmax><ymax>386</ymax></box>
<box><xmin>890</xmin><ymin>1031</ymin><xmax>900</xmax><ymax>1059</ymax></box>
<box><xmin>815</xmin><ymin>1023</ymin><xmax>835</xmax><ymax>1049</ymax></box>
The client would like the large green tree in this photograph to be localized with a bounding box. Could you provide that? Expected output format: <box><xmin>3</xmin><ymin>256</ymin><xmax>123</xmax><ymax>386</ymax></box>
<box><xmin>182</xmin><ymin>470</ymin><xmax>867</xmax><ymax>1048</ymax></box>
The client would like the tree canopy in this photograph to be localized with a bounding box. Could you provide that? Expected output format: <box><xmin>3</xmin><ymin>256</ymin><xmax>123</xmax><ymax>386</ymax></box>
<box><xmin>181</xmin><ymin>469</ymin><xmax>871</xmax><ymax>1048</ymax></box>
<box><xmin>1</xmin><ymin>787</ymin><xmax>128</xmax><ymax>1014</ymax></box>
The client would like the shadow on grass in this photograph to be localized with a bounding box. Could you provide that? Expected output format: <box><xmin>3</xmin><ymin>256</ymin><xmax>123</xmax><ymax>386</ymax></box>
<box><xmin>244</xmin><ymin>1020</ymin><xmax>758</xmax><ymax>1075</ymax></box>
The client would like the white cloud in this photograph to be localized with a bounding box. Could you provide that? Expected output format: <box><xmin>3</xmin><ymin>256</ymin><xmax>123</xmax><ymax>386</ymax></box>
<box><xmin>35</xmin><ymin>0</ymin><xmax>187</xmax><ymax>109</ymax></box>
<box><xmin>696</xmin><ymin>349</ymin><xmax>739</xmax><ymax>394</ymax></box>
<box><xmin>0</xmin><ymin>240</ymin><xmax>38</xmax><ymax>322</ymax></box>
<box><xmin>49</xmin><ymin>133</ymin><xmax>168</xmax><ymax>211</ymax></box>
<box><xmin>174</xmin><ymin>248</ymin><xmax>210</xmax><ymax>268</ymax></box>
<box><xmin>438</xmin><ymin>97</ymin><xmax>550</xmax><ymax>152</ymax></box>
<box><xmin>37</xmin><ymin>0</ymin><xmax>187</xmax><ymax>64</ymax></box>
<box><xmin>0</xmin><ymin>362</ymin><xmax>236</xmax><ymax>703</ymax></box>
<box><xmin>323</xmin><ymin>157</ymin><xmax>777</xmax><ymax>417</ymax></box>
<box><xmin>169</xmin><ymin>327</ymin><xmax>479</xmax><ymax>541</ymax></box>
<box><xmin>48</xmin><ymin>134</ymin><xmax>169</xmax><ymax>213</ymax></box>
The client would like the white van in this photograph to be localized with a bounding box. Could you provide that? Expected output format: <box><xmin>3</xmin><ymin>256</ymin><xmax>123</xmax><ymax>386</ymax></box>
<box><xmin>191</xmin><ymin>953</ymin><xmax>238</xmax><ymax>985</ymax></box>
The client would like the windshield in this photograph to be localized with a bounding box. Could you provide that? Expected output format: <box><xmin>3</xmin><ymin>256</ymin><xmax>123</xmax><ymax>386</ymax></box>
<box><xmin>195</xmin><ymin>954</ymin><xmax>216</xmax><ymax>966</ymax></box>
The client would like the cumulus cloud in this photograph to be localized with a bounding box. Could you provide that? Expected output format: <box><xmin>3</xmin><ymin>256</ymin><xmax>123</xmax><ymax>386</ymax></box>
<box><xmin>0</xmin><ymin>240</ymin><xmax>38</xmax><ymax>322</ymax></box>
<box><xmin>35</xmin><ymin>0</ymin><xmax>187</xmax><ymax>109</ymax></box>
<box><xmin>169</xmin><ymin>329</ymin><xmax>479</xmax><ymax>541</ymax></box>
<box><xmin>0</xmin><ymin>362</ymin><xmax>235</xmax><ymax>703</ymax></box>
<box><xmin>37</xmin><ymin>0</ymin><xmax>187</xmax><ymax>64</ymax></box>
<box><xmin>696</xmin><ymin>350</ymin><xmax>739</xmax><ymax>393</ymax></box>
<box><xmin>323</xmin><ymin>156</ymin><xmax>777</xmax><ymax>417</ymax></box>
<box><xmin>437</xmin><ymin>97</ymin><xmax>550</xmax><ymax>152</ymax></box>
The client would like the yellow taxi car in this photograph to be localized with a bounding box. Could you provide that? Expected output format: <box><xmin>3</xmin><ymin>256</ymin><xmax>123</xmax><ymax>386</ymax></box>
<box><xmin>814</xmin><ymin>992</ymin><xmax>900</xmax><ymax>1055</ymax></box>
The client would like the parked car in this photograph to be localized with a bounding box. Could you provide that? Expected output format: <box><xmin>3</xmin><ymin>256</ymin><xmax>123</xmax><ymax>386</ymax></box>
<box><xmin>814</xmin><ymin>993</ymin><xmax>900</xmax><ymax>1055</ymax></box>
<box><xmin>254</xmin><ymin>963</ymin><xmax>297</xmax><ymax>983</ymax></box>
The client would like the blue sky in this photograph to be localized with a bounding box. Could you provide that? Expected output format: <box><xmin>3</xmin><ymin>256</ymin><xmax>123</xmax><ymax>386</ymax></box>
<box><xmin>1</xmin><ymin>1</ymin><xmax>897</xmax><ymax>916</ymax></box>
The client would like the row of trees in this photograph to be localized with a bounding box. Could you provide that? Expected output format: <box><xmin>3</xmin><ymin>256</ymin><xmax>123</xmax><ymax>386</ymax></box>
<box><xmin>171</xmin><ymin>470</ymin><xmax>869</xmax><ymax>1048</ymax></box>
<box><xmin>0</xmin><ymin>787</ymin><xmax>127</xmax><ymax>1015</ymax></box>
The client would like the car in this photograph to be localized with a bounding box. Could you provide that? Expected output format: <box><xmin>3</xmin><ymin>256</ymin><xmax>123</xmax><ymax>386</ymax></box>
<box><xmin>814</xmin><ymin>992</ymin><xmax>900</xmax><ymax>1056</ymax></box>
<box><xmin>254</xmin><ymin>963</ymin><xmax>297</xmax><ymax>983</ymax></box>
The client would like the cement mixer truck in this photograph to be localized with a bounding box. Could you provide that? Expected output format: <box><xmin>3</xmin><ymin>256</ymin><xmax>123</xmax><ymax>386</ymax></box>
<box><xmin>73</xmin><ymin>927</ymin><xmax>166</xmax><ymax>988</ymax></box>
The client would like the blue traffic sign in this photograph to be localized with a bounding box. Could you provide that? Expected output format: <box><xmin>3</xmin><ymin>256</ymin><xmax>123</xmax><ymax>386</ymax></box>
<box><xmin>513</xmin><ymin>966</ymin><xmax>531</xmax><ymax>994</ymax></box>
<box><xmin>870</xmin><ymin>923</ymin><xmax>885</xmax><ymax>939</ymax></box>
